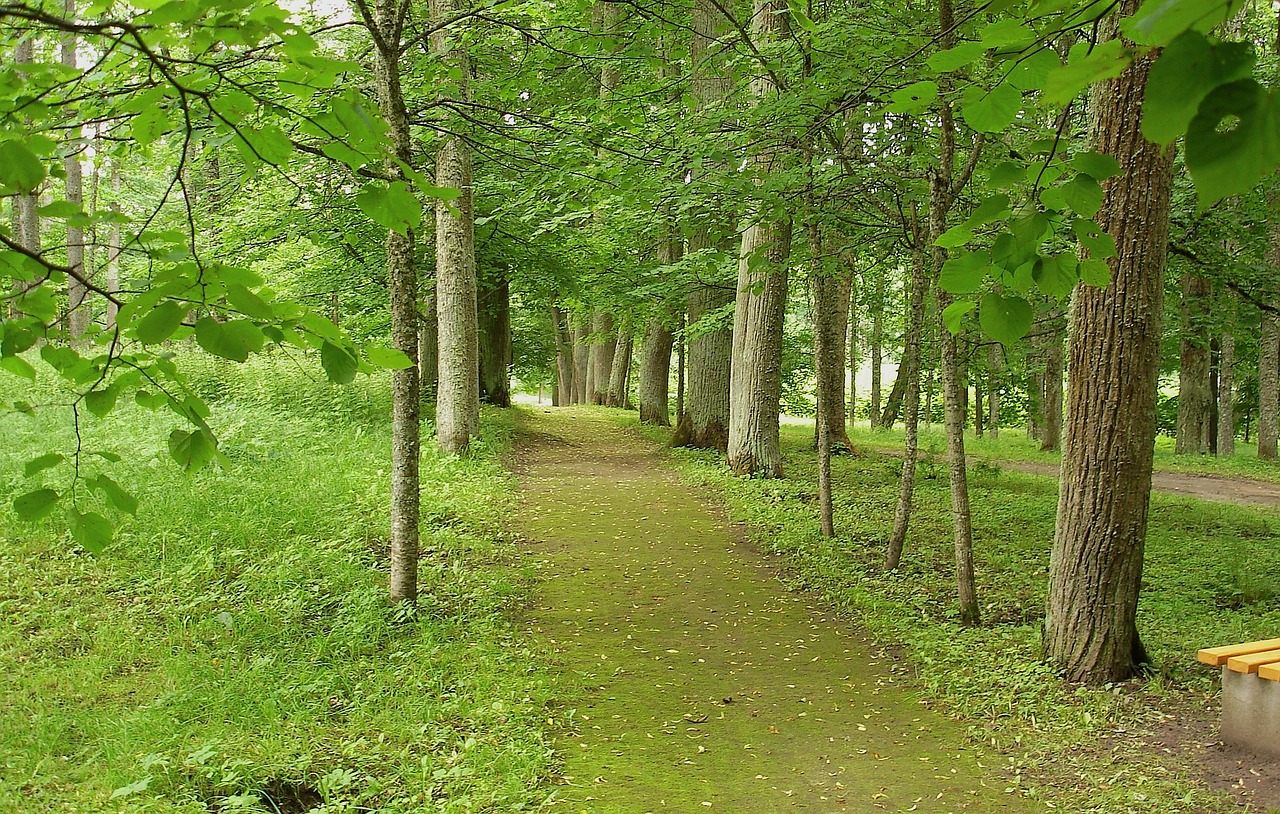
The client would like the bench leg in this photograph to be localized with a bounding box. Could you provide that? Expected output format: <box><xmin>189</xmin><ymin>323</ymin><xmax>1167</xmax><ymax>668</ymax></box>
<box><xmin>1221</xmin><ymin>667</ymin><xmax>1280</xmax><ymax>758</ymax></box>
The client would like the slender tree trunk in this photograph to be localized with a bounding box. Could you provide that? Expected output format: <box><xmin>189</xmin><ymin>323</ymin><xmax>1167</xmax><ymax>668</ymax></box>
<box><xmin>869</xmin><ymin>274</ymin><xmax>884</xmax><ymax>429</ymax></box>
<box><xmin>1046</xmin><ymin>4</ymin><xmax>1175</xmax><ymax>682</ymax></box>
<box><xmin>1218</xmin><ymin>329</ymin><xmax>1236</xmax><ymax>455</ymax></box>
<box><xmin>987</xmin><ymin>343</ymin><xmax>1002</xmax><ymax>439</ymax></box>
<box><xmin>1260</xmin><ymin>310</ymin><xmax>1279</xmax><ymax>459</ymax></box>
<box><xmin>887</xmin><ymin>233</ymin><xmax>928</xmax><ymax>570</ymax></box>
<box><xmin>62</xmin><ymin>3</ymin><xmax>88</xmax><ymax>338</ymax></box>
<box><xmin>638</xmin><ymin>232</ymin><xmax>681</xmax><ymax>424</ymax></box>
<box><xmin>974</xmin><ymin>378</ymin><xmax>984</xmax><ymax>438</ymax></box>
<box><xmin>105</xmin><ymin>164</ymin><xmax>120</xmax><ymax>330</ymax></box>
<box><xmin>1040</xmin><ymin>324</ymin><xmax>1064</xmax><ymax>452</ymax></box>
<box><xmin>477</xmin><ymin>275</ymin><xmax>512</xmax><ymax>407</ymax></box>
<box><xmin>551</xmin><ymin>304</ymin><xmax>573</xmax><ymax>406</ymax></box>
<box><xmin>363</xmin><ymin>0</ymin><xmax>421</xmax><ymax>605</ymax></box>
<box><xmin>1175</xmin><ymin>274</ymin><xmax>1213</xmax><ymax>454</ymax></box>
<box><xmin>572</xmin><ymin>318</ymin><xmax>589</xmax><ymax>405</ymax></box>
<box><xmin>419</xmin><ymin>288</ymin><xmax>439</xmax><ymax>399</ymax></box>
<box><xmin>676</xmin><ymin>321</ymin><xmax>686</xmax><ymax>421</ymax></box>
<box><xmin>847</xmin><ymin>261</ymin><xmax>859</xmax><ymax>428</ymax></box>
<box><xmin>607</xmin><ymin>331</ymin><xmax>632</xmax><ymax>407</ymax></box>
<box><xmin>812</xmin><ymin>237</ymin><xmax>854</xmax><ymax>453</ymax></box>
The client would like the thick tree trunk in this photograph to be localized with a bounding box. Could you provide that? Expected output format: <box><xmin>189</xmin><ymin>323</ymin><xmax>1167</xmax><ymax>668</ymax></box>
<box><xmin>1218</xmin><ymin>330</ymin><xmax>1235</xmax><ymax>455</ymax></box>
<box><xmin>365</xmin><ymin>0</ymin><xmax>421</xmax><ymax>605</ymax></box>
<box><xmin>987</xmin><ymin>343</ymin><xmax>1002</xmax><ymax>439</ymax></box>
<box><xmin>572</xmin><ymin>318</ymin><xmax>589</xmax><ymax>405</ymax></box>
<box><xmin>551</xmin><ymin>304</ymin><xmax>573</xmax><ymax>407</ymax></box>
<box><xmin>1260</xmin><ymin>310</ymin><xmax>1279</xmax><ymax>459</ymax></box>
<box><xmin>887</xmin><ymin>236</ymin><xmax>928</xmax><ymax>571</ymax></box>
<box><xmin>638</xmin><ymin>317</ymin><xmax>675</xmax><ymax>425</ymax></box>
<box><xmin>1040</xmin><ymin>326</ymin><xmax>1064</xmax><ymax>452</ymax></box>
<box><xmin>607</xmin><ymin>331</ymin><xmax>632</xmax><ymax>408</ymax></box>
<box><xmin>812</xmin><ymin>243</ymin><xmax>854</xmax><ymax>454</ymax></box>
<box><xmin>1175</xmin><ymin>274</ymin><xmax>1213</xmax><ymax>454</ymax></box>
<box><xmin>1045</xmin><ymin>9</ymin><xmax>1174</xmax><ymax>682</ymax></box>
<box><xmin>675</xmin><ymin>279</ymin><xmax>733</xmax><ymax>449</ymax></box>
<box><xmin>588</xmin><ymin>312</ymin><xmax>615</xmax><ymax>405</ymax></box>
<box><xmin>477</xmin><ymin>275</ymin><xmax>512</xmax><ymax>407</ymax></box>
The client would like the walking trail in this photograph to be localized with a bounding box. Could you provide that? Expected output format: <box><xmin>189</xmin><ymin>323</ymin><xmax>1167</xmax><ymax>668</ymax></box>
<box><xmin>515</xmin><ymin>408</ymin><xmax>1031</xmax><ymax>813</ymax></box>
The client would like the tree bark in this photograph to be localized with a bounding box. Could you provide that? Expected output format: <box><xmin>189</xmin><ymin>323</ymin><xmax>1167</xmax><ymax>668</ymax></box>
<box><xmin>419</xmin><ymin>287</ymin><xmax>438</xmax><ymax>400</ymax></box>
<box><xmin>869</xmin><ymin>273</ymin><xmax>884</xmax><ymax>429</ymax></box>
<box><xmin>105</xmin><ymin>163</ymin><xmax>120</xmax><ymax>330</ymax></box>
<box><xmin>812</xmin><ymin>240</ymin><xmax>855</xmax><ymax>453</ymax></box>
<box><xmin>987</xmin><ymin>343</ymin><xmax>1002</xmax><ymax>439</ymax></box>
<box><xmin>1045</xmin><ymin>6</ymin><xmax>1174</xmax><ymax>682</ymax></box>
<box><xmin>1260</xmin><ymin>309</ymin><xmax>1279</xmax><ymax>459</ymax></box>
<box><xmin>62</xmin><ymin>2</ymin><xmax>88</xmax><ymax>338</ymax></box>
<box><xmin>587</xmin><ymin>312</ymin><xmax>615</xmax><ymax>405</ymax></box>
<box><xmin>1218</xmin><ymin>329</ymin><xmax>1235</xmax><ymax>455</ymax></box>
<box><xmin>1040</xmin><ymin>324</ymin><xmax>1064</xmax><ymax>452</ymax></box>
<box><xmin>551</xmin><ymin>303</ymin><xmax>573</xmax><ymax>406</ymax></box>
<box><xmin>887</xmin><ymin>233</ymin><xmax>928</xmax><ymax>571</ymax></box>
<box><xmin>607</xmin><ymin>331</ymin><xmax>632</xmax><ymax>408</ymax></box>
<box><xmin>638</xmin><ymin>231</ymin><xmax>681</xmax><ymax>424</ymax></box>
<box><xmin>572</xmin><ymin>317</ymin><xmax>589</xmax><ymax>405</ymax></box>
<box><xmin>477</xmin><ymin>274</ymin><xmax>512</xmax><ymax>407</ymax></box>
<box><xmin>1175</xmin><ymin>274</ymin><xmax>1213</xmax><ymax>454</ymax></box>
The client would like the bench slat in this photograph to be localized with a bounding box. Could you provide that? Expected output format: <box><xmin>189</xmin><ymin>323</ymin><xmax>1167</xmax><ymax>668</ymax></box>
<box><xmin>1259</xmin><ymin>663</ymin><xmax>1280</xmax><ymax>682</ymax></box>
<box><xmin>1227</xmin><ymin>648</ymin><xmax>1280</xmax><ymax>674</ymax></box>
<box><xmin>1198</xmin><ymin>638</ymin><xmax>1280</xmax><ymax>666</ymax></box>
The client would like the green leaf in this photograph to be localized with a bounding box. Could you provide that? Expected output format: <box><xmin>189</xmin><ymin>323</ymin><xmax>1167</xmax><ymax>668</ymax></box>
<box><xmin>941</xmin><ymin>300</ymin><xmax>976</xmax><ymax>334</ymax></box>
<box><xmin>988</xmin><ymin>161</ymin><xmax>1025</xmax><ymax>188</ymax></box>
<box><xmin>1007</xmin><ymin>49</ymin><xmax>1062</xmax><ymax>92</ymax></box>
<box><xmin>1185</xmin><ymin>79</ymin><xmax>1280</xmax><ymax>209</ymax></box>
<box><xmin>1123</xmin><ymin>0</ymin><xmax>1244</xmax><ymax>46</ymax></box>
<box><xmin>38</xmin><ymin>200</ymin><xmax>84</xmax><ymax>218</ymax></box>
<box><xmin>787</xmin><ymin>0</ymin><xmax>818</xmax><ymax>32</ymax></box>
<box><xmin>133</xmin><ymin>301</ymin><xmax>189</xmax><ymax>344</ymax></box>
<box><xmin>1</xmin><ymin>355</ymin><xmax>37</xmax><ymax>381</ymax></box>
<box><xmin>1074</xmin><ymin>219</ymin><xmax>1117</xmax><ymax>259</ymax></box>
<box><xmin>1143</xmin><ymin>31</ymin><xmax>1254</xmax><ymax>145</ymax></box>
<box><xmin>225</xmin><ymin>284</ymin><xmax>275</xmax><ymax>321</ymax></box>
<box><xmin>963</xmin><ymin>193</ymin><xmax>1010</xmax><ymax>227</ymax></box>
<box><xmin>1044</xmin><ymin>39</ymin><xmax>1127</xmax><ymax>105</ymax></box>
<box><xmin>84</xmin><ymin>386</ymin><xmax>119</xmax><ymax>418</ymax></box>
<box><xmin>320</xmin><ymin>340</ymin><xmax>359</xmax><ymax>384</ymax></box>
<box><xmin>356</xmin><ymin>181</ymin><xmax>422</xmax><ymax>236</ymax></box>
<box><xmin>194</xmin><ymin>318</ymin><xmax>265</xmax><ymax>363</ymax></box>
<box><xmin>928</xmin><ymin>41</ymin><xmax>987</xmax><ymax>72</ymax></box>
<box><xmin>14</xmin><ymin>488</ymin><xmax>59</xmax><ymax>521</ymax></box>
<box><xmin>1032</xmin><ymin>253</ymin><xmax>1077</xmax><ymax>299</ymax></box>
<box><xmin>934</xmin><ymin>224</ymin><xmax>975</xmax><ymax>248</ymax></box>
<box><xmin>961</xmin><ymin>83</ymin><xmax>1022</xmax><ymax>133</ymax></box>
<box><xmin>110</xmin><ymin>777</ymin><xmax>152</xmax><ymax>800</ymax></box>
<box><xmin>168</xmin><ymin>429</ymin><xmax>218</xmax><ymax>472</ymax></box>
<box><xmin>1062</xmin><ymin>174</ymin><xmax>1103</xmax><ymax>217</ymax></box>
<box><xmin>939</xmin><ymin>250</ymin><xmax>991</xmax><ymax>295</ymax></box>
<box><xmin>0</xmin><ymin>140</ymin><xmax>46</xmax><ymax>193</ymax></box>
<box><xmin>1070</xmin><ymin>151</ymin><xmax>1121</xmax><ymax>180</ymax></box>
<box><xmin>979</xmin><ymin>18</ymin><xmax>1034</xmax><ymax>49</ymax></box>
<box><xmin>887</xmin><ymin>81</ymin><xmax>938</xmax><ymax>114</ymax></box>
<box><xmin>1078</xmin><ymin>257</ymin><xmax>1112</xmax><ymax>287</ymax></box>
<box><xmin>89</xmin><ymin>474</ymin><xmax>138</xmax><ymax>515</ymax></box>
<box><xmin>367</xmin><ymin>346</ymin><xmax>414</xmax><ymax>369</ymax></box>
<box><xmin>67</xmin><ymin>508</ymin><xmax>113</xmax><ymax>555</ymax></box>
<box><xmin>24</xmin><ymin>454</ymin><xmax>64</xmax><ymax>477</ymax></box>
<box><xmin>979</xmin><ymin>292</ymin><xmax>1035</xmax><ymax>345</ymax></box>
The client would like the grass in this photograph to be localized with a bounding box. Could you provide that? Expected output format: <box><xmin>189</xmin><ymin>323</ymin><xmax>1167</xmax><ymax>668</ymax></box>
<box><xmin>0</xmin><ymin>353</ymin><xmax>558</xmax><ymax>813</ymax></box>
<box><xmin>639</xmin><ymin>418</ymin><xmax>1280</xmax><ymax>814</ymax></box>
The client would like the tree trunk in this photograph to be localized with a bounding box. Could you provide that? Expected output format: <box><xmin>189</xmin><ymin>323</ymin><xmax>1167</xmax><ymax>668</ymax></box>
<box><xmin>62</xmin><ymin>2</ymin><xmax>88</xmax><ymax>338</ymax></box>
<box><xmin>638</xmin><ymin>235</ymin><xmax>680</xmax><ymax>425</ymax></box>
<box><xmin>588</xmin><ymin>312</ymin><xmax>615</xmax><ymax>405</ymax></box>
<box><xmin>887</xmin><ymin>234</ymin><xmax>928</xmax><ymax>571</ymax></box>
<box><xmin>1040</xmin><ymin>325</ymin><xmax>1064</xmax><ymax>452</ymax></box>
<box><xmin>987</xmin><ymin>343</ymin><xmax>1002</xmax><ymax>439</ymax></box>
<box><xmin>675</xmin><ymin>280</ymin><xmax>733</xmax><ymax>449</ymax></box>
<box><xmin>1260</xmin><ymin>310</ymin><xmax>1279</xmax><ymax>459</ymax></box>
<box><xmin>974</xmin><ymin>378</ymin><xmax>984</xmax><ymax>438</ymax></box>
<box><xmin>105</xmin><ymin>164</ymin><xmax>120</xmax><ymax>330</ymax></box>
<box><xmin>869</xmin><ymin>273</ymin><xmax>884</xmax><ymax>429</ymax></box>
<box><xmin>607</xmin><ymin>331</ymin><xmax>632</xmax><ymax>408</ymax></box>
<box><xmin>551</xmin><ymin>304</ymin><xmax>573</xmax><ymax>406</ymax></box>
<box><xmin>477</xmin><ymin>274</ymin><xmax>511</xmax><ymax>407</ymax></box>
<box><xmin>847</xmin><ymin>262</ymin><xmax>859</xmax><ymax>427</ymax></box>
<box><xmin>419</xmin><ymin>287</ymin><xmax>439</xmax><ymax>399</ymax></box>
<box><xmin>1175</xmin><ymin>274</ymin><xmax>1213</xmax><ymax>454</ymax></box>
<box><xmin>1218</xmin><ymin>329</ymin><xmax>1236</xmax><ymax>455</ymax></box>
<box><xmin>812</xmin><ymin>240</ymin><xmax>854</xmax><ymax>454</ymax></box>
<box><xmin>364</xmin><ymin>0</ymin><xmax>421</xmax><ymax>605</ymax></box>
<box><xmin>572</xmin><ymin>318</ymin><xmax>589</xmax><ymax>405</ymax></box>
<box><xmin>1045</xmin><ymin>6</ymin><xmax>1174</xmax><ymax>682</ymax></box>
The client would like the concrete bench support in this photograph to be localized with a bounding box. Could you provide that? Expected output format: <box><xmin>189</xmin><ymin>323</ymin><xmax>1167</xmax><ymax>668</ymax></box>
<box><xmin>1199</xmin><ymin>639</ymin><xmax>1280</xmax><ymax>759</ymax></box>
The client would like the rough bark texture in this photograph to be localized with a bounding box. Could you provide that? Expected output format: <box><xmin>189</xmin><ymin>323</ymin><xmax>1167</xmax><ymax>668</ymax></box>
<box><xmin>607</xmin><ymin>331</ymin><xmax>632</xmax><ymax>408</ymax></box>
<box><xmin>1175</xmin><ymin>274</ymin><xmax>1213</xmax><ymax>454</ymax></box>
<box><xmin>366</xmin><ymin>0</ymin><xmax>420</xmax><ymax>605</ymax></box>
<box><xmin>419</xmin><ymin>287</ymin><xmax>438</xmax><ymax>399</ymax></box>
<box><xmin>1045</xmin><ymin>9</ymin><xmax>1174</xmax><ymax>682</ymax></box>
<box><xmin>477</xmin><ymin>275</ymin><xmax>512</xmax><ymax>407</ymax></box>
<box><xmin>588</xmin><ymin>312</ymin><xmax>615</xmax><ymax>405</ymax></box>
<box><xmin>812</xmin><ymin>247</ymin><xmax>854</xmax><ymax>453</ymax></box>
<box><xmin>572</xmin><ymin>318</ymin><xmax>589</xmax><ymax>405</ymax></box>
<box><xmin>433</xmin><ymin>0</ymin><xmax>479</xmax><ymax>454</ymax></box>
<box><xmin>1260</xmin><ymin>310</ymin><xmax>1279</xmax><ymax>460</ymax></box>
<box><xmin>728</xmin><ymin>218</ymin><xmax>791</xmax><ymax>477</ymax></box>
<box><xmin>887</xmin><ymin>237</ymin><xmax>928</xmax><ymax>571</ymax></box>
<box><xmin>638</xmin><ymin>233</ymin><xmax>680</xmax><ymax>425</ymax></box>
<box><xmin>551</xmin><ymin>304</ymin><xmax>574</xmax><ymax>406</ymax></box>
<box><xmin>1040</xmin><ymin>325</ymin><xmax>1064</xmax><ymax>452</ymax></box>
<box><xmin>1218</xmin><ymin>329</ymin><xmax>1235</xmax><ymax>455</ymax></box>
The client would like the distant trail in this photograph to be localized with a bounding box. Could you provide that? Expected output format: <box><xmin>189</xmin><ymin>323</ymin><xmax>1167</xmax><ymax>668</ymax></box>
<box><xmin>515</xmin><ymin>408</ymin><xmax>1029</xmax><ymax>813</ymax></box>
<box><xmin>986</xmin><ymin>460</ymin><xmax>1280</xmax><ymax>509</ymax></box>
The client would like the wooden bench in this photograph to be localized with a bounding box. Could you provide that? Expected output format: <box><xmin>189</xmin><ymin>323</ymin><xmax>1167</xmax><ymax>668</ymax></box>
<box><xmin>1198</xmin><ymin>639</ymin><xmax>1280</xmax><ymax>758</ymax></box>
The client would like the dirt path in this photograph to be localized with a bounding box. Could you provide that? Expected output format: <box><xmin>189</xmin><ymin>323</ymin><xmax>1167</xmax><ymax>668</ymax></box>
<box><xmin>515</xmin><ymin>409</ymin><xmax>1030</xmax><ymax>813</ymax></box>
<box><xmin>991</xmin><ymin>460</ymin><xmax>1280</xmax><ymax>508</ymax></box>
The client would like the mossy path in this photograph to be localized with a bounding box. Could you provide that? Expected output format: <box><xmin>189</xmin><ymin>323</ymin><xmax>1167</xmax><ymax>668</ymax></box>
<box><xmin>516</xmin><ymin>408</ymin><xmax>1032</xmax><ymax>813</ymax></box>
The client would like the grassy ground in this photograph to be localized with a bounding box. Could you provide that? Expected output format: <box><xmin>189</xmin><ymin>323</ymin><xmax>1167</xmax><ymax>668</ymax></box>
<box><xmin>638</xmin><ymin>417</ymin><xmax>1280</xmax><ymax>814</ymax></box>
<box><xmin>0</xmin><ymin>354</ymin><xmax>557</xmax><ymax>813</ymax></box>
<box><xmin>836</xmin><ymin>418</ymin><xmax>1280</xmax><ymax>484</ymax></box>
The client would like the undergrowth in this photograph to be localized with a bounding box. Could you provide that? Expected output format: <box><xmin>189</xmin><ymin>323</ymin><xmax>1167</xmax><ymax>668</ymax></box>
<box><xmin>641</xmin><ymin>418</ymin><xmax>1280</xmax><ymax>814</ymax></box>
<box><xmin>0</xmin><ymin>352</ymin><xmax>557</xmax><ymax>813</ymax></box>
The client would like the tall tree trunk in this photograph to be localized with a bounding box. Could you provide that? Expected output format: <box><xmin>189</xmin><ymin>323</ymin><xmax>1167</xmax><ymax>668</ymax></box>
<box><xmin>887</xmin><ymin>232</ymin><xmax>928</xmax><ymax>570</ymax></box>
<box><xmin>812</xmin><ymin>240</ymin><xmax>855</xmax><ymax>453</ymax></box>
<box><xmin>869</xmin><ymin>273</ymin><xmax>884</xmax><ymax>429</ymax></box>
<box><xmin>1040</xmin><ymin>324</ymin><xmax>1064</xmax><ymax>452</ymax></box>
<box><xmin>419</xmin><ymin>287</ymin><xmax>439</xmax><ymax>399</ymax></box>
<box><xmin>607</xmin><ymin>331</ymin><xmax>632</xmax><ymax>408</ymax></box>
<box><xmin>676</xmin><ymin>320</ymin><xmax>686</xmax><ymax>421</ymax></box>
<box><xmin>477</xmin><ymin>274</ymin><xmax>512</xmax><ymax>407</ymax></box>
<box><xmin>1218</xmin><ymin>329</ymin><xmax>1236</xmax><ymax>455</ymax></box>
<box><xmin>638</xmin><ymin>231</ymin><xmax>681</xmax><ymax>424</ymax></box>
<box><xmin>588</xmin><ymin>312</ymin><xmax>615</xmax><ymax>405</ymax></box>
<box><xmin>1175</xmin><ymin>274</ymin><xmax>1213</xmax><ymax>454</ymax></box>
<box><xmin>847</xmin><ymin>262</ymin><xmax>859</xmax><ymax>428</ymax></box>
<box><xmin>362</xmin><ymin>0</ymin><xmax>421</xmax><ymax>605</ymax></box>
<box><xmin>987</xmin><ymin>343</ymin><xmax>1002</xmax><ymax>439</ymax></box>
<box><xmin>1260</xmin><ymin>309</ymin><xmax>1279</xmax><ymax>459</ymax></box>
<box><xmin>974</xmin><ymin>378</ymin><xmax>984</xmax><ymax>438</ymax></box>
<box><xmin>572</xmin><ymin>317</ymin><xmax>589</xmax><ymax>405</ymax></box>
<box><xmin>1045</xmin><ymin>4</ymin><xmax>1175</xmax><ymax>682</ymax></box>
<box><xmin>551</xmin><ymin>303</ymin><xmax>573</xmax><ymax>406</ymax></box>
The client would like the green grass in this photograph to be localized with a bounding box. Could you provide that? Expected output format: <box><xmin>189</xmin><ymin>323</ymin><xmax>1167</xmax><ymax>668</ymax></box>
<box><xmin>0</xmin><ymin>353</ymin><xmax>558</xmax><ymax>813</ymax></box>
<box><xmin>641</xmin><ymin>418</ymin><xmax>1280</xmax><ymax>814</ymax></box>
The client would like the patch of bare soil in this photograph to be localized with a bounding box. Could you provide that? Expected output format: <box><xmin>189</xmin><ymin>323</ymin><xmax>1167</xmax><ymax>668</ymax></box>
<box><xmin>986</xmin><ymin>461</ymin><xmax>1280</xmax><ymax>509</ymax></box>
<box><xmin>1146</xmin><ymin>696</ymin><xmax>1280</xmax><ymax>813</ymax></box>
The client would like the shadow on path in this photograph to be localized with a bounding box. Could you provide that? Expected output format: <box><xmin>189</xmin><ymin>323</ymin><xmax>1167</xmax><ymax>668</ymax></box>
<box><xmin>515</xmin><ymin>408</ymin><xmax>1032</xmax><ymax>813</ymax></box>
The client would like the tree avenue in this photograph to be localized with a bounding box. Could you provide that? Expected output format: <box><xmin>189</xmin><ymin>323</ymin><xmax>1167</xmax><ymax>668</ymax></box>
<box><xmin>3</xmin><ymin>0</ymin><xmax>1280</xmax><ymax>701</ymax></box>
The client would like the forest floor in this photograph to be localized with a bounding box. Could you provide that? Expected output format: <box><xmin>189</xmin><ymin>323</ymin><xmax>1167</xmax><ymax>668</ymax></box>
<box><xmin>513</xmin><ymin>407</ymin><xmax>1033</xmax><ymax>813</ymax></box>
<box><xmin>994</xmin><ymin>460</ymin><xmax>1280</xmax><ymax>508</ymax></box>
